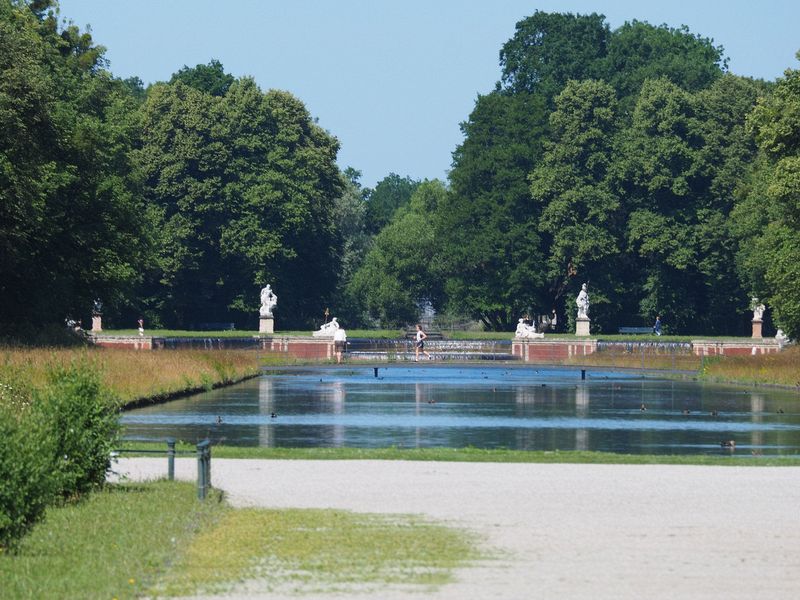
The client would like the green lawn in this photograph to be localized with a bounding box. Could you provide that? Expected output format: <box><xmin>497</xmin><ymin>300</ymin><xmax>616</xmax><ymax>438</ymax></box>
<box><xmin>0</xmin><ymin>480</ymin><xmax>479</xmax><ymax>599</ymax></box>
<box><xmin>117</xmin><ymin>443</ymin><xmax>800</xmax><ymax>466</ymax></box>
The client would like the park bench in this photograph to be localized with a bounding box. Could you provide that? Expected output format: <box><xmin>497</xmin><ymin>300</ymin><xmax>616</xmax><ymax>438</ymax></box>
<box><xmin>618</xmin><ymin>326</ymin><xmax>653</xmax><ymax>335</ymax></box>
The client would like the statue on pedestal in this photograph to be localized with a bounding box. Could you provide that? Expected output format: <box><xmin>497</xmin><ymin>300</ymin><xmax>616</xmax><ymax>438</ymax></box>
<box><xmin>576</xmin><ymin>283</ymin><xmax>590</xmax><ymax>319</ymax></box>
<box><xmin>260</xmin><ymin>284</ymin><xmax>277</xmax><ymax>317</ymax></box>
<box><xmin>91</xmin><ymin>299</ymin><xmax>103</xmax><ymax>332</ymax></box>
<box><xmin>751</xmin><ymin>297</ymin><xmax>765</xmax><ymax>321</ymax></box>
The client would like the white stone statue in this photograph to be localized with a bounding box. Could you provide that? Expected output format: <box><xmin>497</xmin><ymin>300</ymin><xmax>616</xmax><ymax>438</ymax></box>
<box><xmin>576</xmin><ymin>283</ymin><xmax>590</xmax><ymax>319</ymax></box>
<box><xmin>775</xmin><ymin>329</ymin><xmax>788</xmax><ymax>347</ymax></box>
<box><xmin>515</xmin><ymin>318</ymin><xmax>543</xmax><ymax>339</ymax></box>
<box><xmin>751</xmin><ymin>297</ymin><xmax>765</xmax><ymax>321</ymax></box>
<box><xmin>313</xmin><ymin>317</ymin><xmax>339</xmax><ymax>337</ymax></box>
<box><xmin>260</xmin><ymin>284</ymin><xmax>277</xmax><ymax>317</ymax></box>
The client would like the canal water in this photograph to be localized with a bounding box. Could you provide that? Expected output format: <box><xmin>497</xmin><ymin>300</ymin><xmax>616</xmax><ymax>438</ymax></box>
<box><xmin>121</xmin><ymin>366</ymin><xmax>800</xmax><ymax>456</ymax></box>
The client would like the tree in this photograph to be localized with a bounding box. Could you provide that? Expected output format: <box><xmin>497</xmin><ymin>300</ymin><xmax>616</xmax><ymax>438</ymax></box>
<box><xmin>614</xmin><ymin>76</ymin><xmax>760</xmax><ymax>334</ymax></box>
<box><xmin>329</xmin><ymin>169</ymin><xmax>371</xmax><ymax>325</ymax></box>
<box><xmin>349</xmin><ymin>181</ymin><xmax>447</xmax><ymax>327</ymax></box>
<box><xmin>529</xmin><ymin>80</ymin><xmax>623</xmax><ymax>332</ymax></box>
<box><xmin>499</xmin><ymin>11</ymin><xmax>610</xmax><ymax>103</ymax></box>
<box><xmin>364</xmin><ymin>173</ymin><xmax>420</xmax><ymax>234</ymax></box>
<box><xmin>733</xmin><ymin>53</ymin><xmax>800</xmax><ymax>338</ymax></box>
<box><xmin>133</xmin><ymin>81</ymin><xmax>228</xmax><ymax>326</ymax></box>
<box><xmin>135</xmin><ymin>74</ymin><xmax>344</xmax><ymax>328</ymax></box>
<box><xmin>0</xmin><ymin>0</ymin><xmax>153</xmax><ymax>329</ymax></box>
<box><xmin>169</xmin><ymin>59</ymin><xmax>235</xmax><ymax>97</ymax></box>
<box><xmin>437</xmin><ymin>91</ymin><xmax>550</xmax><ymax>330</ymax></box>
<box><xmin>603</xmin><ymin>21</ymin><xmax>726</xmax><ymax>106</ymax></box>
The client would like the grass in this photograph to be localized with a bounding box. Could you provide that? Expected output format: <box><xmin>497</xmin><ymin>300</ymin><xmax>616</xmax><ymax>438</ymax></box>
<box><xmin>156</xmin><ymin>508</ymin><xmax>480</xmax><ymax>596</ymax></box>
<box><xmin>566</xmin><ymin>351</ymin><xmax>703</xmax><ymax>371</ymax></box>
<box><xmin>0</xmin><ymin>480</ymin><xmax>479</xmax><ymax>599</ymax></box>
<box><xmin>117</xmin><ymin>443</ymin><xmax>800</xmax><ymax>466</ymax></box>
<box><xmin>0</xmin><ymin>346</ymin><xmax>260</xmax><ymax>405</ymax></box>
<box><xmin>701</xmin><ymin>346</ymin><xmax>800</xmax><ymax>387</ymax></box>
<box><xmin>0</xmin><ymin>481</ymin><xmax>225</xmax><ymax>600</ymax></box>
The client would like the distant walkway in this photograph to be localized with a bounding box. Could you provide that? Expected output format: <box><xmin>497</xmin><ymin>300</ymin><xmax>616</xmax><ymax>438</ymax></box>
<box><xmin>113</xmin><ymin>459</ymin><xmax>800</xmax><ymax>600</ymax></box>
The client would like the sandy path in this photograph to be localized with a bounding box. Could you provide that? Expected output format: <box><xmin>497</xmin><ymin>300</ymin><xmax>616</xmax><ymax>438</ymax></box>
<box><xmin>113</xmin><ymin>458</ymin><xmax>800</xmax><ymax>599</ymax></box>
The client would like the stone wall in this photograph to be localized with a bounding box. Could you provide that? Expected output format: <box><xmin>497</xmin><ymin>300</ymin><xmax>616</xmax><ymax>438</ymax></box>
<box><xmin>691</xmin><ymin>339</ymin><xmax>781</xmax><ymax>356</ymax></box>
<box><xmin>512</xmin><ymin>338</ymin><xmax>598</xmax><ymax>362</ymax></box>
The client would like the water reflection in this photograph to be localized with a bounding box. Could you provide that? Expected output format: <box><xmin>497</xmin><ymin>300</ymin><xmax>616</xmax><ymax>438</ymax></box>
<box><xmin>121</xmin><ymin>366</ymin><xmax>800</xmax><ymax>456</ymax></box>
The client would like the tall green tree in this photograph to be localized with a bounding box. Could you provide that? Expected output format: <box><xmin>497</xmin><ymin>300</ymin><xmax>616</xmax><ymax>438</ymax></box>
<box><xmin>329</xmin><ymin>169</ymin><xmax>371</xmax><ymax>325</ymax></box>
<box><xmin>529</xmin><ymin>80</ymin><xmax>623</xmax><ymax>331</ymax></box>
<box><xmin>169</xmin><ymin>59</ymin><xmax>235</xmax><ymax>97</ymax></box>
<box><xmin>0</xmin><ymin>0</ymin><xmax>153</xmax><ymax>329</ymax></box>
<box><xmin>602</xmin><ymin>21</ymin><xmax>726</xmax><ymax>105</ymax></box>
<box><xmin>437</xmin><ymin>92</ymin><xmax>549</xmax><ymax>330</ymax></box>
<box><xmin>135</xmin><ymin>73</ymin><xmax>343</xmax><ymax>327</ymax></box>
<box><xmin>733</xmin><ymin>53</ymin><xmax>800</xmax><ymax>338</ymax></box>
<box><xmin>134</xmin><ymin>81</ymin><xmax>228</xmax><ymax>326</ymax></box>
<box><xmin>498</xmin><ymin>11</ymin><xmax>609</xmax><ymax>103</ymax></box>
<box><xmin>364</xmin><ymin>173</ymin><xmax>420</xmax><ymax>234</ymax></box>
<box><xmin>614</xmin><ymin>76</ymin><xmax>759</xmax><ymax>333</ymax></box>
<box><xmin>349</xmin><ymin>181</ymin><xmax>447</xmax><ymax>327</ymax></box>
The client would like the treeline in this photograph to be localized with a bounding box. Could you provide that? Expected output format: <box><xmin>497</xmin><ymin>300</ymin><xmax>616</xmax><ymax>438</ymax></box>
<box><xmin>352</xmin><ymin>12</ymin><xmax>800</xmax><ymax>337</ymax></box>
<box><xmin>1</xmin><ymin>2</ymin><xmax>799</xmax><ymax>338</ymax></box>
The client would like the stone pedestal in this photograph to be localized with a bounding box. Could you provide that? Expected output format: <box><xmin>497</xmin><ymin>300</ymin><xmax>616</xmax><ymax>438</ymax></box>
<box><xmin>92</xmin><ymin>315</ymin><xmax>102</xmax><ymax>332</ymax></box>
<box><xmin>751</xmin><ymin>319</ymin><xmax>763</xmax><ymax>339</ymax></box>
<box><xmin>259</xmin><ymin>316</ymin><xmax>274</xmax><ymax>334</ymax></box>
<box><xmin>575</xmin><ymin>317</ymin><xmax>591</xmax><ymax>337</ymax></box>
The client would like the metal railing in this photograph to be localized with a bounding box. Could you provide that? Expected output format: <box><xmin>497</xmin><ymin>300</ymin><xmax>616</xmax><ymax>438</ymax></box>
<box><xmin>114</xmin><ymin>438</ymin><xmax>212</xmax><ymax>500</ymax></box>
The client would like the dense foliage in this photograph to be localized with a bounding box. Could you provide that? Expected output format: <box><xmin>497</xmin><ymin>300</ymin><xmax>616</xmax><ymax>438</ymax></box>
<box><xmin>1</xmin><ymin>1</ymin><xmax>799</xmax><ymax>337</ymax></box>
<box><xmin>0</xmin><ymin>0</ymin><xmax>151</xmax><ymax>328</ymax></box>
<box><xmin>0</xmin><ymin>361</ymin><xmax>119</xmax><ymax>547</ymax></box>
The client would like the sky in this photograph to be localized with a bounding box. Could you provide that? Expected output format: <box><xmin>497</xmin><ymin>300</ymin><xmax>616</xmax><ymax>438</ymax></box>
<box><xmin>58</xmin><ymin>0</ymin><xmax>800</xmax><ymax>188</ymax></box>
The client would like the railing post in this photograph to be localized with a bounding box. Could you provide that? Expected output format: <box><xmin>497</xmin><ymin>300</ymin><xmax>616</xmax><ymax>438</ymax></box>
<box><xmin>167</xmin><ymin>438</ymin><xmax>176</xmax><ymax>481</ymax></box>
<box><xmin>196</xmin><ymin>439</ymin><xmax>211</xmax><ymax>500</ymax></box>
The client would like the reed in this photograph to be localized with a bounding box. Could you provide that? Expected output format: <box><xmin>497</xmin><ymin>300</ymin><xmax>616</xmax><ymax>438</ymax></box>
<box><xmin>702</xmin><ymin>345</ymin><xmax>800</xmax><ymax>387</ymax></box>
<box><xmin>0</xmin><ymin>347</ymin><xmax>260</xmax><ymax>404</ymax></box>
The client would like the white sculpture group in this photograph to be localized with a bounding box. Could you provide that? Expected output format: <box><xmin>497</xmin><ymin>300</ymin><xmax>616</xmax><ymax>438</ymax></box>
<box><xmin>260</xmin><ymin>284</ymin><xmax>277</xmax><ymax>317</ymax></box>
<box><xmin>313</xmin><ymin>317</ymin><xmax>339</xmax><ymax>337</ymax></box>
<box><xmin>515</xmin><ymin>318</ymin><xmax>543</xmax><ymax>339</ymax></box>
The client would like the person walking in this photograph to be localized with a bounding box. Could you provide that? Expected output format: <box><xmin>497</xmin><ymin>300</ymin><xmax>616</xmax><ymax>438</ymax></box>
<box><xmin>415</xmin><ymin>324</ymin><xmax>432</xmax><ymax>361</ymax></box>
<box><xmin>333</xmin><ymin>326</ymin><xmax>347</xmax><ymax>363</ymax></box>
<box><xmin>653</xmin><ymin>315</ymin><xmax>662</xmax><ymax>336</ymax></box>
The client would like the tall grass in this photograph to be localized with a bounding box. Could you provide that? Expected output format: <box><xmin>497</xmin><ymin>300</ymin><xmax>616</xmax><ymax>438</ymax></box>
<box><xmin>0</xmin><ymin>347</ymin><xmax>260</xmax><ymax>405</ymax></box>
<box><xmin>702</xmin><ymin>346</ymin><xmax>800</xmax><ymax>387</ymax></box>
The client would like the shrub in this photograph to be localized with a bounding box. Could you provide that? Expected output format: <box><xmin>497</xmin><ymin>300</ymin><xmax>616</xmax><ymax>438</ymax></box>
<box><xmin>38</xmin><ymin>363</ymin><xmax>122</xmax><ymax>498</ymax></box>
<box><xmin>0</xmin><ymin>381</ymin><xmax>55</xmax><ymax>549</ymax></box>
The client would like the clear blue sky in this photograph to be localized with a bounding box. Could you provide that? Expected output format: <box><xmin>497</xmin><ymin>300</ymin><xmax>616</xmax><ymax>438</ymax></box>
<box><xmin>58</xmin><ymin>0</ymin><xmax>800</xmax><ymax>188</ymax></box>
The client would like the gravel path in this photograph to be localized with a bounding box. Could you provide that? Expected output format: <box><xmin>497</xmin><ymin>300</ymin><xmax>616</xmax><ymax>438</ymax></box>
<box><xmin>113</xmin><ymin>458</ymin><xmax>800</xmax><ymax>599</ymax></box>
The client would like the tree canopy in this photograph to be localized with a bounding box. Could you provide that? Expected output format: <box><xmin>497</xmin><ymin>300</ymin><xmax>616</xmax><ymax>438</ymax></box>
<box><xmin>2</xmin><ymin>2</ymin><xmax>798</xmax><ymax>338</ymax></box>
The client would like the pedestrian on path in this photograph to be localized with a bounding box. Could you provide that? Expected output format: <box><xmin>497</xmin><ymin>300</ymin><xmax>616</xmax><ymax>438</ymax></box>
<box><xmin>653</xmin><ymin>315</ymin><xmax>662</xmax><ymax>336</ymax></box>
<box><xmin>415</xmin><ymin>324</ymin><xmax>432</xmax><ymax>361</ymax></box>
